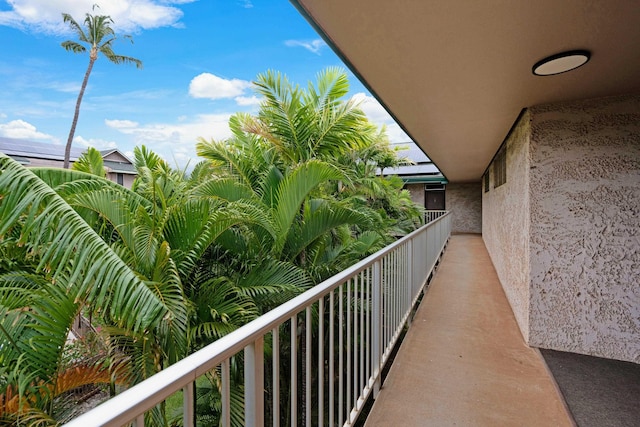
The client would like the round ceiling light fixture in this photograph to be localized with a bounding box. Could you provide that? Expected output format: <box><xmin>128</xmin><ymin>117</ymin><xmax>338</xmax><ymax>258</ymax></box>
<box><xmin>532</xmin><ymin>50</ymin><xmax>591</xmax><ymax>76</ymax></box>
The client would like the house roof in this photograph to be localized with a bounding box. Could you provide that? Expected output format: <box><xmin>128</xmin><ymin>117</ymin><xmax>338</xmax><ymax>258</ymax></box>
<box><xmin>0</xmin><ymin>137</ymin><xmax>83</xmax><ymax>161</ymax></box>
<box><xmin>0</xmin><ymin>138</ymin><xmax>136</xmax><ymax>174</ymax></box>
<box><xmin>292</xmin><ymin>0</ymin><xmax>640</xmax><ymax>182</ymax></box>
<box><xmin>384</xmin><ymin>142</ymin><xmax>445</xmax><ymax>183</ymax></box>
<box><xmin>390</xmin><ymin>142</ymin><xmax>431</xmax><ymax>164</ymax></box>
<box><xmin>100</xmin><ymin>149</ymin><xmax>134</xmax><ymax>163</ymax></box>
<box><xmin>103</xmin><ymin>160</ymin><xmax>137</xmax><ymax>174</ymax></box>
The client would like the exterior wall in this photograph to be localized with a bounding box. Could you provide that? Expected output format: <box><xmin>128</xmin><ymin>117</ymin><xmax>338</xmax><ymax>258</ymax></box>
<box><xmin>106</xmin><ymin>173</ymin><xmax>135</xmax><ymax>189</ymax></box>
<box><xmin>446</xmin><ymin>182</ymin><xmax>482</xmax><ymax>233</ymax></box>
<box><xmin>482</xmin><ymin>110</ymin><xmax>531</xmax><ymax>342</ymax></box>
<box><xmin>483</xmin><ymin>95</ymin><xmax>640</xmax><ymax>363</ymax></box>
<box><xmin>405</xmin><ymin>183</ymin><xmax>425</xmax><ymax>208</ymax></box>
<box><xmin>24</xmin><ymin>158</ymin><xmax>65</xmax><ymax>168</ymax></box>
<box><xmin>528</xmin><ymin>95</ymin><xmax>640</xmax><ymax>363</ymax></box>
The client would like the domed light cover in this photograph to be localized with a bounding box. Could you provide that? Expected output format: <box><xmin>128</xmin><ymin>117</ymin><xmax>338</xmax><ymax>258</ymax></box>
<box><xmin>533</xmin><ymin>50</ymin><xmax>591</xmax><ymax>76</ymax></box>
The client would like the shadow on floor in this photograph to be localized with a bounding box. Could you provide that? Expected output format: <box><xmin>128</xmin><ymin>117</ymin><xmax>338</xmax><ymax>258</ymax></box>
<box><xmin>540</xmin><ymin>349</ymin><xmax>640</xmax><ymax>427</ymax></box>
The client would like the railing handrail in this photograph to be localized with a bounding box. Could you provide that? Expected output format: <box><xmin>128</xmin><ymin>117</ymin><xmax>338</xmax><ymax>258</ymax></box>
<box><xmin>64</xmin><ymin>212</ymin><xmax>451</xmax><ymax>427</ymax></box>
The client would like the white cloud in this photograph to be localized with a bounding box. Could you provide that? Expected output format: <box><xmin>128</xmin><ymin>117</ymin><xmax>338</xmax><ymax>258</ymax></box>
<box><xmin>104</xmin><ymin>119</ymin><xmax>139</xmax><ymax>129</ymax></box>
<box><xmin>350</xmin><ymin>93</ymin><xmax>410</xmax><ymax>143</ymax></box>
<box><xmin>284</xmin><ymin>39</ymin><xmax>326</xmax><ymax>55</ymax></box>
<box><xmin>238</xmin><ymin>0</ymin><xmax>253</xmax><ymax>8</ymax></box>
<box><xmin>351</xmin><ymin>92</ymin><xmax>392</xmax><ymax>123</ymax></box>
<box><xmin>0</xmin><ymin>119</ymin><xmax>59</xmax><ymax>141</ymax></box>
<box><xmin>0</xmin><ymin>113</ymin><xmax>6</xmax><ymax>119</ymax></box>
<box><xmin>384</xmin><ymin>123</ymin><xmax>411</xmax><ymax>143</ymax></box>
<box><xmin>189</xmin><ymin>73</ymin><xmax>252</xmax><ymax>100</ymax></box>
<box><xmin>0</xmin><ymin>0</ymin><xmax>186</xmax><ymax>34</ymax></box>
<box><xmin>73</xmin><ymin>135</ymin><xmax>117</xmax><ymax>150</ymax></box>
<box><xmin>106</xmin><ymin>113</ymin><xmax>234</xmax><ymax>167</ymax></box>
<box><xmin>234</xmin><ymin>95</ymin><xmax>262</xmax><ymax>107</ymax></box>
<box><xmin>45</xmin><ymin>81</ymin><xmax>81</xmax><ymax>93</ymax></box>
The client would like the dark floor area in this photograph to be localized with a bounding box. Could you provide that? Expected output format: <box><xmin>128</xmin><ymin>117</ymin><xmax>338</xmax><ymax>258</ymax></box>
<box><xmin>540</xmin><ymin>349</ymin><xmax>640</xmax><ymax>427</ymax></box>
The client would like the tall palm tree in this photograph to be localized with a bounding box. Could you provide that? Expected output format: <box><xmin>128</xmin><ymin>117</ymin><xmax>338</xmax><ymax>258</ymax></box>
<box><xmin>249</xmin><ymin>67</ymin><xmax>376</xmax><ymax>165</ymax></box>
<box><xmin>61</xmin><ymin>7</ymin><xmax>142</xmax><ymax>168</ymax></box>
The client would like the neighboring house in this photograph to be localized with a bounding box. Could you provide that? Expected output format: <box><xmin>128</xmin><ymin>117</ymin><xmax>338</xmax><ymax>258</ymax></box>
<box><xmin>384</xmin><ymin>142</ymin><xmax>481</xmax><ymax>234</ymax></box>
<box><xmin>0</xmin><ymin>137</ymin><xmax>137</xmax><ymax>188</ymax></box>
<box><xmin>384</xmin><ymin>142</ymin><xmax>446</xmax><ymax>208</ymax></box>
<box><xmin>100</xmin><ymin>149</ymin><xmax>137</xmax><ymax>188</ymax></box>
<box><xmin>293</xmin><ymin>1</ymin><xmax>639</xmax><ymax>364</ymax></box>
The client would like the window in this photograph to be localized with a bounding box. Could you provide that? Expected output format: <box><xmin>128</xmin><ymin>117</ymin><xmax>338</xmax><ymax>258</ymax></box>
<box><xmin>483</xmin><ymin>172</ymin><xmax>490</xmax><ymax>192</ymax></box>
<box><xmin>493</xmin><ymin>146</ymin><xmax>506</xmax><ymax>188</ymax></box>
<box><xmin>117</xmin><ymin>173</ymin><xmax>124</xmax><ymax>186</ymax></box>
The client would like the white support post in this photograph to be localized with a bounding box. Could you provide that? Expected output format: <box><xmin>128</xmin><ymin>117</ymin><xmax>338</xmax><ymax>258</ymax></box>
<box><xmin>372</xmin><ymin>260</ymin><xmax>382</xmax><ymax>398</ymax></box>
<box><xmin>222</xmin><ymin>360</ymin><xmax>231</xmax><ymax>427</ymax></box>
<box><xmin>406</xmin><ymin>240</ymin><xmax>413</xmax><ymax>324</ymax></box>
<box><xmin>245</xmin><ymin>338</ymin><xmax>265</xmax><ymax>427</ymax></box>
<box><xmin>183</xmin><ymin>382</ymin><xmax>194</xmax><ymax>427</ymax></box>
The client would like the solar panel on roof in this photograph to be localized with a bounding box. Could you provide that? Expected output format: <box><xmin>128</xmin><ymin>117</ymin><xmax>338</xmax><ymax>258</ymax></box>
<box><xmin>0</xmin><ymin>137</ymin><xmax>84</xmax><ymax>161</ymax></box>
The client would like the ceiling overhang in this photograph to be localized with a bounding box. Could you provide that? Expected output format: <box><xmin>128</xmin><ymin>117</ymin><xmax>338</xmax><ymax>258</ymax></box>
<box><xmin>292</xmin><ymin>0</ymin><xmax>640</xmax><ymax>182</ymax></box>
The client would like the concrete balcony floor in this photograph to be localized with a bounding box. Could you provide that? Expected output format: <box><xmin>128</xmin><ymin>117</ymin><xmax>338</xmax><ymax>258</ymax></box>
<box><xmin>365</xmin><ymin>234</ymin><xmax>573</xmax><ymax>427</ymax></box>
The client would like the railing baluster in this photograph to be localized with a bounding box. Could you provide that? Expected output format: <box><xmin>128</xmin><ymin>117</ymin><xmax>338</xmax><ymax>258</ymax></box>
<box><xmin>353</xmin><ymin>274</ymin><xmax>358</xmax><ymax>409</ymax></box>
<box><xmin>318</xmin><ymin>297</ymin><xmax>324</xmax><ymax>427</ymax></box>
<box><xmin>407</xmin><ymin>243</ymin><xmax>412</xmax><ymax>313</ymax></box>
<box><xmin>381</xmin><ymin>257</ymin><xmax>386</xmax><ymax>357</ymax></box>
<box><xmin>135</xmin><ymin>414</ymin><xmax>144</xmax><ymax>427</ymax></box>
<box><xmin>329</xmin><ymin>291</ymin><xmax>335</xmax><ymax>427</ymax></box>
<box><xmin>359</xmin><ymin>270</ymin><xmax>365</xmax><ymax>400</ymax></box>
<box><xmin>365</xmin><ymin>267</ymin><xmax>371</xmax><ymax>387</ymax></box>
<box><xmin>338</xmin><ymin>284</ymin><xmax>344</xmax><ymax>426</ymax></box>
<box><xmin>291</xmin><ymin>316</ymin><xmax>297</xmax><ymax>427</ymax></box>
<box><xmin>245</xmin><ymin>338</ymin><xmax>265</xmax><ymax>427</ymax></box>
<box><xmin>305</xmin><ymin>306</ymin><xmax>311</xmax><ymax>427</ymax></box>
<box><xmin>272</xmin><ymin>328</ymin><xmax>280</xmax><ymax>427</ymax></box>
<box><xmin>392</xmin><ymin>251</ymin><xmax>396</xmax><ymax>337</ymax></box>
<box><xmin>346</xmin><ymin>278</ymin><xmax>352</xmax><ymax>422</ymax></box>
<box><xmin>372</xmin><ymin>260</ymin><xmax>382</xmax><ymax>398</ymax></box>
<box><xmin>222</xmin><ymin>360</ymin><xmax>230</xmax><ymax>427</ymax></box>
<box><xmin>183</xmin><ymin>382</ymin><xmax>194</xmax><ymax>427</ymax></box>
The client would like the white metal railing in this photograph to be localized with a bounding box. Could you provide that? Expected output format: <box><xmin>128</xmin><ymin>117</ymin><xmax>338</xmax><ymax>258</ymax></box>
<box><xmin>424</xmin><ymin>210</ymin><xmax>447</xmax><ymax>224</ymax></box>
<box><xmin>63</xmin><ymin>212</ymin><xmax>451</xmax><ymax>427</ymax></box>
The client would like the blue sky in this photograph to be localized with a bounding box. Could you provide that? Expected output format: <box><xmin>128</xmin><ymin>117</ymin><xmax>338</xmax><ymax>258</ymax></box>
<box><xmin>0</xmin><ymin>0</ymin><xmax>409</xmax><ymax>167</ymax></box>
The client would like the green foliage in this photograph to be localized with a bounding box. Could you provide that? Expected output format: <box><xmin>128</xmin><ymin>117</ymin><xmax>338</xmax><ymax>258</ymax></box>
<box><xmin>72</xmin><ymin>147</ymin><xmax>106</xmax><ymax>177</ymax></box>
<box><xmin>0</xmin><ymin>67</ymin><xmax>422</xmax><ymax>424</ymax></box>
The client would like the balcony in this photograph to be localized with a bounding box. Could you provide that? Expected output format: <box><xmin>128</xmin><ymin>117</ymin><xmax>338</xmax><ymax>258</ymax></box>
<box><xmin>63</xmin><ymin>213</ymin><xmax>572</xmax><ymax>426</ymax></box>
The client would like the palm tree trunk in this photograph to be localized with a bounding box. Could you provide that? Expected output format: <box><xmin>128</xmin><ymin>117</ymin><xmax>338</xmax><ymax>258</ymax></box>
<box><xmin>64</xmin><ymin>57</ymin><xmax>95</xmax><ymax>169</ymax></box>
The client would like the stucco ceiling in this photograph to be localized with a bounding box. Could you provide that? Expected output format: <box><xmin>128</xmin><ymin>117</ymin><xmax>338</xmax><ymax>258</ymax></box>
<box><xmin>292</xmin><ymin>0</ymin><xmax>640</xmax><ymax>182</ymax></box>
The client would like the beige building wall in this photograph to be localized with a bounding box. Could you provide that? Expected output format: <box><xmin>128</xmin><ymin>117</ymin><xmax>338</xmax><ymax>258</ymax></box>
<box><xmin>106</xmin><ymin>173</ymin><xmax>136</xmax><ymax>189</ymax></box>
<box><xmin>405</xmin><ymin>183</ymin><xmax>425</xmax><ymax>208</ymax></box>
<box><xmin>482</xmin><ymin>111</ymin><xmax>531</xmax><ymax>342</ymax></box>
<box><xmin>446</xmin><ymin>183</ymin><xmax>482</xmax><ymax>234</ymax></box>
<box><xmin>483</xmin><ymin>95</ymin><xmax>640</xmax><ymax>363</ymax></box>
<box><xmin>528</xmin><ymin>95</ymin><xmax>640</xmax><ymax>363</ymax></box>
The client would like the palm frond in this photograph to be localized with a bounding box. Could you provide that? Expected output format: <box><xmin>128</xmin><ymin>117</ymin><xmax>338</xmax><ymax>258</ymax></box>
<box><xmin>284</xmin><ymin>202</ymin><xmax>371</xmax><ymax>261</ymax></box>
<box><xmin>0</xmin><ymin>154</ymin><xmax>165</xmax><ymax>334</ymax></box>
<box><xmin>71</xmin><ymin>147</ymin><xmax>106</xmax><ymax>177</ymax></box>
<box><xmin>272</xmin><ymin>160</ymin><xmax>343</xmax><ymax>254</ymax></box>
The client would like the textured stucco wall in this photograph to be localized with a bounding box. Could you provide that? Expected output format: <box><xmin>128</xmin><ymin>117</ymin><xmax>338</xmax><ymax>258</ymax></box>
<box><xmin>405</xmin><ymin>183</ymin><xmax>425</xmax><ymax>208</ymax></box>
<box><xmin>528</xmin><ymin>95</ymin><xmax>640</xmax><ymax>363</ymax></box>
<box><xmin>447</xmin><ymin>183</ymin><xmax>482</xmax><ymax>233</ymax></box>
<box><xmin>482</xmin><ymin>111</ymin><xmax>531</xmax><ymax>341</ymax></box>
